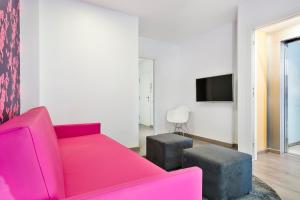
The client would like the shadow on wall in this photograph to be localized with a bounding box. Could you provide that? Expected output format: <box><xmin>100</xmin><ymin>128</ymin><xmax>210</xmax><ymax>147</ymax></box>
<box><xmin>0</xmin><ymin>0</ymin><xmax>20</xmax><ymax>124</ymax></box>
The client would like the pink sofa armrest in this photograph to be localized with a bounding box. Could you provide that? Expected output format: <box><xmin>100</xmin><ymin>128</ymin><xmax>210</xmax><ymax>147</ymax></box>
<box><xmin>54</xmin><ymin>123</ymin><xmax>101</xmax><ymax>139</ymax></box>
<box><xmin>63</xmin><ymin>167</ymin><xmax>202</xmax><ymax>200</ymax></box>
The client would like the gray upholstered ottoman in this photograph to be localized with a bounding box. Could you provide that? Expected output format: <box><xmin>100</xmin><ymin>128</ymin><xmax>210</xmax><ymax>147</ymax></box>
<box><xmin>146</xmin><ymin>133</ymin><xmax>193</xmax><ymax>171</ymax></box>
<box><xmin>182</xmin><ymin>144</ymin><xmax>252</xmax><ymax>200</ymax></box>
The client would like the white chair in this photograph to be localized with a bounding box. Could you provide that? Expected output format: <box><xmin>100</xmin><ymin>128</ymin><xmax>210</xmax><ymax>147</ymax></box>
<box><xmin>167</xmin><ymin>106</ymin><xmax>190</xmax><ymax>136</ymax></box>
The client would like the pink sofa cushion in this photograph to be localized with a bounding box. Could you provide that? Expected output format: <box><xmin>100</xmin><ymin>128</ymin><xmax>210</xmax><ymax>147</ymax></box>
<box><xmin>58</xmin><ymin>134</ymin><xmax>165</xmax><ymax>197</ymax></box>
<box><xmin>0</xmin><ymin>107</ymin><xmax>65</xmax><ymax>199</ymax></box>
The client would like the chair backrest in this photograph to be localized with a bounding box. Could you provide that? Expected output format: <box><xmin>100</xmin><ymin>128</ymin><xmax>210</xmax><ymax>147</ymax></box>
<box><xmin>0</xmin><ymin>107</ymin><xmax>65</xmax><ymax>199</ymax></box>
<box><xmin>167</xmin><ymin>106</ymin><xmax>190</xmax><ymax>123</ymax></box>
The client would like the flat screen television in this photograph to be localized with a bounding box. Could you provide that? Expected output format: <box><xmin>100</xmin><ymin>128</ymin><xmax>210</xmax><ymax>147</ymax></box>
<box><xmin>196</xmin><ymin>74</ymin><xmax>233</xmax><ymax>102</ymax></box>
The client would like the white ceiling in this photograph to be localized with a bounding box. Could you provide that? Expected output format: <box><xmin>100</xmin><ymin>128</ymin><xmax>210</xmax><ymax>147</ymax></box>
<box><xmin>84</xmin><ymin>0</ymin><xmax>241</xmax><ymax>43</ymax></box>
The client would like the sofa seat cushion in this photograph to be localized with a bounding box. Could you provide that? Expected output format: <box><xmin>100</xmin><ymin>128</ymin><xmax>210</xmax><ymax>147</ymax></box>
<box><xmin>58</xmin><ymin>134</ymin><xmax>165</xmax><ymax>197</ymax></box>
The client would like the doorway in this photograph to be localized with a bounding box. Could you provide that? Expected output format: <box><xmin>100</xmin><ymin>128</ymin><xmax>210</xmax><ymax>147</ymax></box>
<box><xmin>253</xmin><ymin>15</ymin><xmax>300</xmax><ymax>159</ymax></box>
<box><xmin>283</xmin><ymin>39</ymin><xmax>300</xmax><ymax>156</ymax></box>
<box><xmin>139</xmin><ymin>58</ymin><xmax>154</xmax><ymax>155</ymax></box>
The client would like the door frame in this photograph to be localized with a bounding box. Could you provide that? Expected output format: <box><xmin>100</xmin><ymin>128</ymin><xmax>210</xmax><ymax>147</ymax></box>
<box><xmin>139</xmin><ymin>57</ymin><xmax>155</xmax><ymax>131</ymax></box>
<box><xmin>252</xmin><ymin>31</ymin><xmax>258</xmax><ymax>160</ymax></box>
<box><xmin>281</xmin><ymin>41</ymin><xmax>288</xmax><ymax>154</ymax></box>
<box><xmin>251</xmin><ymin>15</ymin><xmax>300</xmax><ymax>159</ymax></box>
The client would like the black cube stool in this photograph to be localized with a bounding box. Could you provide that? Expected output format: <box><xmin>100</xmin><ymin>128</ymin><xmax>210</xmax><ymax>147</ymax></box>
<box><xmin>183</xmin><ymin>144</ymin><xmax>252</xmax><ymax>200</ymax></box>
<box><xmin>146</xmin><ymin>133</ymin><xmax>193</xmax><ymax>171</ymax></box>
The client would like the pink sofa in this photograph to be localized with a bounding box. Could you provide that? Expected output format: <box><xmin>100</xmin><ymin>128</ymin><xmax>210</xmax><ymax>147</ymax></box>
<box><xmin>0</xmin><ymin>107</ymin><xmax>202</xmax><ymax>200</ymax></box>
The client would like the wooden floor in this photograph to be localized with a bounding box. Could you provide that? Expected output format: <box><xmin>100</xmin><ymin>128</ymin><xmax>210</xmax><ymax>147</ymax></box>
<box><xmin>288</xmin><ymin>145</ymin><xmax>300</xmax><ymax>156</ymax></box>
<box><xmin>138</xmin><ymin>124</ymin><xmax>154</xmax><ymax>156</ymax></box>
<box><xmin>254</xmin><ymin>153</ymin><xmax>300</xmax><ymax>200</ymax></box>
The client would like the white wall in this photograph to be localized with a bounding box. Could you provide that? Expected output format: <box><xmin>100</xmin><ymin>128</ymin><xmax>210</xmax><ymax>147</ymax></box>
<box><xmin>20</xmin><ymin>0</ymin><xmax>40</xmax><ymax>113</ymax></box>
<box><xmin>237</xmin><ymin>0</ymin><xmax>300</xmax><ymax>154</ymax></box>
<box><xmin>140</xmin><ymin>23</ymin><xmax>237</xmax><ymax>145</ymax></box>
<box><xmin>179</xmin><ymin>22</ymin><xmax>236</xmax><ymax>144</ymax></box>
<box><xmin>139</xmin><ymin>37</ymin><xmax>183</xmax><ymax>134</ymax></box>
<box><xmin>39</xmin><ymin>0</ymin><xmax>139</xmax><ymax>147</ymax></box>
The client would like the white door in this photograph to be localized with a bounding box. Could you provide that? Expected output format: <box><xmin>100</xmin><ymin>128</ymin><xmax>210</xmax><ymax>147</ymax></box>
<box><xmin>139</xmin><ymin>58</ymin><xmax>154</xmax><ymax>126</ymax></box>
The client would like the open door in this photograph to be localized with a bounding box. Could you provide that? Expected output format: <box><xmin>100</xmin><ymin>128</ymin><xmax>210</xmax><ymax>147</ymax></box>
<box><xmin>139</xmin><ymin>58</ymin><xmax>154</xmax><ymax>126</ymax></box>
<box><xmin>138</xmin><ymin>58</ymin><xmax>154</xmax><ymax>156</ymax></box>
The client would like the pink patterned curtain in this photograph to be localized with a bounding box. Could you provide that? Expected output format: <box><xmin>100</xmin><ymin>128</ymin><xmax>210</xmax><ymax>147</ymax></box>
<box><xmin>0</xmin><ymin>0</ymin><xmax>20</xmax><ymax>124</ymax></box>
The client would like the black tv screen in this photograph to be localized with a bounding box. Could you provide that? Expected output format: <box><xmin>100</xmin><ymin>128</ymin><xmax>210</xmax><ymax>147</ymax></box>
<box><xmin>196</xmin><ymin>74</ymin><xmax>233</xmax><ymax>101</ymax></box>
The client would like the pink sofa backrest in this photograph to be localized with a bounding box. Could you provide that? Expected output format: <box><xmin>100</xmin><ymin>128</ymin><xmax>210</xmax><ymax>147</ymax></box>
<box><xmin>0</xmin><ymin>107</ymin><xmax>65</xmax><ymax>199</ymax></box>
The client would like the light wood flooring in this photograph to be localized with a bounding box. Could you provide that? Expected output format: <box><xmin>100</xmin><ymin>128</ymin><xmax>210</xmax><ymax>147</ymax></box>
<box><xmin>139</xmin><ymin>124</ymin><xmax>154</xmax><ymax>156</ymax></box>
<box><xmin>137</xmin><ymin>131</ymin><xmax>300</xmax><ymax>200</ymax></box>
<box><xmin>254</xmin><ymin>152</ymin><xmax>300</xmax><ymax>200</ymax></box>
<box><xmin>288</xmin><ymin>145</ymin><xmax>300</xmax><ymax>156</ymax></box>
